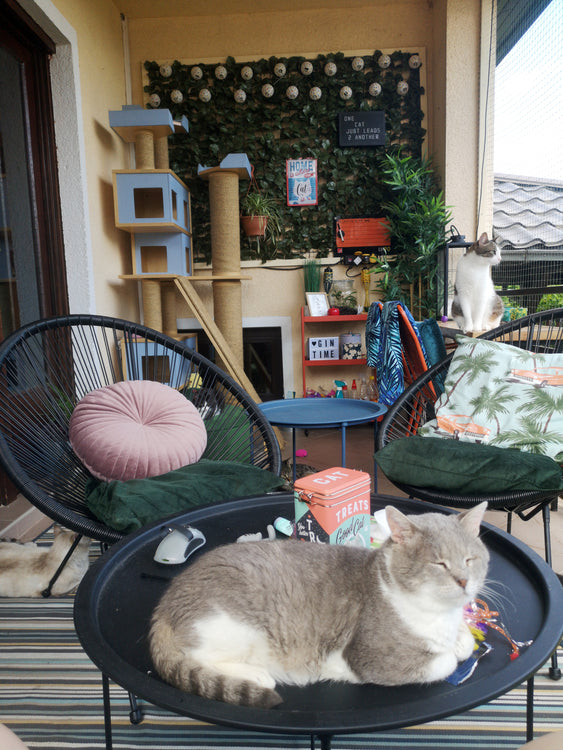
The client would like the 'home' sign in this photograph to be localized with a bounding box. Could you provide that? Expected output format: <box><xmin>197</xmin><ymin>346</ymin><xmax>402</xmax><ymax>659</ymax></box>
<box><xmin>308</xmin><ymin>336</ymin><xmax>339</xmax><ymax>360</ymax></box>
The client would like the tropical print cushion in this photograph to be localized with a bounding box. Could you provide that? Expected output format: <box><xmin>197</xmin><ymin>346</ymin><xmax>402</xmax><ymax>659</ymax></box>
<box><xmin>419</xmin><ymin>335</ymin><xmax>563</xmax><ymax>463</ymax></box>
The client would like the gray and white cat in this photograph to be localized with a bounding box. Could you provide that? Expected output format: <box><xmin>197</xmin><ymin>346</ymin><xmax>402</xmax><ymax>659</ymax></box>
<box><xmin>451</xmin><ymin>232</ymin><xmax>504</xmax><ymax>333</ymax></box>
<box><xmin>149</xmin><ymin>503</ymin><xmax>489</xmax><ymax>708</ymax></box>
<box><xmin>0</xmin><ymin>526</ymin><xmax>90</xmax><ymax>597</ymax></box>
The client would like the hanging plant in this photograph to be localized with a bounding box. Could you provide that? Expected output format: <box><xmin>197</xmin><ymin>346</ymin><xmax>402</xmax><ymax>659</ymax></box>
<box><xmin>240</xmin><ymin>170</ymin><xmax>283</xmax><ymax>261</ymax></box>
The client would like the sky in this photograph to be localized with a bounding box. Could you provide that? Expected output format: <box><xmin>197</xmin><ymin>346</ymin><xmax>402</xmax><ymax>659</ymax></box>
<box><xmin>494</xmin><ymin>0</ymin><xmax>563</xmax><ymax>182</ymax></box>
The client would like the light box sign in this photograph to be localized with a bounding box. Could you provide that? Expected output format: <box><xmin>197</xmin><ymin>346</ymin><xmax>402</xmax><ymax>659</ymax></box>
<box><xmin>286</xmin><ymin>159</ymin><xmax>318</xmax><ymax>206</ymax></box>
<box><xmin>338</xmin><ymin>111</ymin><xmax>386</xmax><ymax>147</ymax></box>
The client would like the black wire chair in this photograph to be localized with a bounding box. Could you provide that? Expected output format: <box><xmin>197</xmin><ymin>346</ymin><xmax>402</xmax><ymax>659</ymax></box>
<box><xmin>0</xmin><ymin>314</ymin><xmax>281</xmax><ymax>549</ymax></box>
<box><xmin>377</xmin><ymin>308</ymin><xmax>563</xmax><ymax>680</ymax></box>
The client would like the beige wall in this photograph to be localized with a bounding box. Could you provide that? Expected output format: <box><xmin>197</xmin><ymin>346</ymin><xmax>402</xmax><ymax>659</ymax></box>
<box><xmin>25</xmin><ymin>0</ymin><xmax>138</xmax><ymax>320</ymax></box>
<box><xmin>17</xmin><ymin>0</ymin><xmax>486</xmax><ymax>397</ymax></box>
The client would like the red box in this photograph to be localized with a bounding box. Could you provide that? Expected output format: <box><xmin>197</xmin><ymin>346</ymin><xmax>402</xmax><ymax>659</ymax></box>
<box><xmin>294</xmin><ymin>467</ymin><xmax>371</xmax><ymax>546</ymax></box>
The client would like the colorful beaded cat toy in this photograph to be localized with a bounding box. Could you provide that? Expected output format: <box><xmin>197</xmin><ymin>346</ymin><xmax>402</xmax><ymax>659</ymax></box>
<box><xmin>465</xmin><ymin>598</ymin><xmax>533</xmax><ymax>660</ymax></box>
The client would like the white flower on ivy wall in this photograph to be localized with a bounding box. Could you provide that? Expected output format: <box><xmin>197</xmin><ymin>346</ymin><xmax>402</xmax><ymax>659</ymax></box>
<box><xmin>309</xmin><ymin>86</ymin><xmax>322</xmax><ymax>100</ymax></box>
<box><xmin>351</xmin><ymin>56</ymin><xmax>364</xmax><ymax>71</ymax></box>
<box><xmin>159</xmin><ymin>64</ymin><xmax>172</xmax><ymax>78</ymax></box>
<box><xmin>198</xmin><ymin>88</ymin><xmax>211</xmax><ymax>102</ymax></box>
<box><xmin>369</xmin><ymin>82</ymin><xmax>382</xmax><ymax>96</ymax></box>
<box><xmin>241</xmin><ymin>65</ymin><xmax>253</xmax><ymax>80</ymax></box>
<box><xmin>261</xmin><ymin>83</ymin><xmax>274</xmax><ymax>98</ymax></box>
<box><xmin>324</xmin><ymin>61</ymin><xmax>337</xmax><ymax>76</ymax></box>
<box><xmin>339</xmin><ymin>86</ymin><xmax>353</xmax><ymax>100</ymax></box>
<box><xmin>274</xmin><ymin>62</ymin><xmax>286</xmax><ymax>77</ymax></box>
<box><xmin>286</xmin><ymin>85</ymin><xmax>299</xmax><ymax>99</ymax></box>
<box><xmin>148</xmin><ymin>93</ymin><xmax>161</xmax><ymax>107</ymax></box>
<box><xmin>378</xmin><ymin>54</ymin><xmax>391</xmax><ymax>69</ymax></box>
<box><xmin>301</xmin><ymin>61</ymin><xmax>314</xmax><ymax>75</ymax></box>
<box><xmin>191</xmin><ymin>66</ymin><xmax>203</xmax><ymax>80</ymax></box>
<box><xmin>215</xmin><ymin>65</ymin><xmax>227</xmax><ymax>80</ymax></box>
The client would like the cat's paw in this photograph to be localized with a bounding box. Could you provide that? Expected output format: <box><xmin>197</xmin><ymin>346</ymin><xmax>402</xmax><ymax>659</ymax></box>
<box><xmin>455</xmin><ymin>623</ymin><xmax>476</xmax><ymax>662</ymax></box>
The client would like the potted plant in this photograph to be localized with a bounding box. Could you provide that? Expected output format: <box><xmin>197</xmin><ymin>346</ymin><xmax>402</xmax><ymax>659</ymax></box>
<box><xmin>240</xmin><ymin>191</ymin><xmax>283</xmax><ymax>246</ymax></box>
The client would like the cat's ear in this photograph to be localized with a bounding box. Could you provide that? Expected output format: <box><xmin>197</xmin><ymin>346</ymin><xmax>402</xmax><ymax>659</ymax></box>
<box><xmin>458</xmin><ymin>502</ymin><xmax>487</xmax><ymax>537</ymax></box>
<box><xmin>478</xmin><ymin>232</ymin><xmax>489</xmax><ymax>245</ymax></box>
<box><xmin>385</xmin><ymin>506</ymin><xmax>419</xmax><ymax>544</ymax></box>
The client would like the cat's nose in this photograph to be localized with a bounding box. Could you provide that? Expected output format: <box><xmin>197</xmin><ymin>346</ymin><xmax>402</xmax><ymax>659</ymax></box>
<box><xmin>456</xmin><ymin>577</ymin><xmax>468</xmax><ymax>590</ymax></box>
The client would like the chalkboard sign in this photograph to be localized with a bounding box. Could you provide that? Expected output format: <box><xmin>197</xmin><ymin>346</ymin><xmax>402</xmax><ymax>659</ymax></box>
<box><xmin>338</xmin><ymin>111</ymin><xmax>385</xmax><ymax>147</ymax></box>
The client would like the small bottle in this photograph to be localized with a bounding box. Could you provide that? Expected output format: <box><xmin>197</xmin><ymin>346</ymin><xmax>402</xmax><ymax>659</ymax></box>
<box><xmin>351</xmin><ymin>379</ymin><xmax>358</xmax><ymax>399</ymax></box>
<box><xmin>359</xmin><ymin>377</ymin><xmax>368</xmax><ymax>400</ymax></box>
<box><xmin>367</xmin><ymin>374</ymin><xmax>379</xmax><ymax>401</ymax></box>
<box><xmin>342</xmin><ymin>383</ymin><xmax>349</xmax><ymax>398</ymax></box>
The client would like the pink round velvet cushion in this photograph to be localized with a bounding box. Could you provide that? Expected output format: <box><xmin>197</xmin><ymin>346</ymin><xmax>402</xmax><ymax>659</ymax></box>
<box><xmin>69</xmin><ymin>380</ymin><xmax>207</xmax><ymax>482</ymax></box>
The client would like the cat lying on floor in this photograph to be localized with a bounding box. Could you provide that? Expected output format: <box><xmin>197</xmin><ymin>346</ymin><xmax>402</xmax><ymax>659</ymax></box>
<box><xmin>149</xmin><ymin>503</ymin><xmax>489</xmax><ymax>707</ymax></box>
<box><xmin>0</xmin><ymin>525</ymin><xmax>91</xmax><ymax>597</ymax></box>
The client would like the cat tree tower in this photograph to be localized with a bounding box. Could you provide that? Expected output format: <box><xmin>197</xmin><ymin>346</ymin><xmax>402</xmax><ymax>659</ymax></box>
<box><xmin>109</xmin><ymin>105</ymin><xmax>257</xmax><ymax>398</ymax></box>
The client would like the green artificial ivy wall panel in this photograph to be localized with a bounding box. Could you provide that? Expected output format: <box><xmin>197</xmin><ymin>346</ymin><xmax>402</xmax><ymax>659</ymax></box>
<box><xmin>144</xmin><ymin>50</ymin><xmax>425</xmax><ymax>263</ymax></box>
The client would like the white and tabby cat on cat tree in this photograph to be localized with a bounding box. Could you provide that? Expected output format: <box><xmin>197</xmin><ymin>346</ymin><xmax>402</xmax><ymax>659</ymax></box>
<box><xmin>451</xmin><ymin>232</ymin><xmax>504</xmax><ymax>333</ymax></box>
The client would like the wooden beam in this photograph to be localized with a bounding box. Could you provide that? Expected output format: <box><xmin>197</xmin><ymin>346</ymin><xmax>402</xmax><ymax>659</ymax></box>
<box><xmin>174</xmin><ymin>277</ymin><xmax>261</xmax><ymax>403</ymax></box>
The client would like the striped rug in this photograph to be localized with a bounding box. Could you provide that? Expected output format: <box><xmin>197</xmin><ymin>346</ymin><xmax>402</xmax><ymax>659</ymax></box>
<box><xmin>0</xmin><ymin>539</ymin><xmax>561</xmax><ymax>749</ymax></box>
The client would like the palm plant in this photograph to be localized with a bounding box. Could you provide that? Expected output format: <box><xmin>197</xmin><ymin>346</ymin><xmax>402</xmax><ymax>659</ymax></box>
<box><xmin>371</xmin><ymin>149</ymin><xmax>452</xmax><ymax>318</ymax></box>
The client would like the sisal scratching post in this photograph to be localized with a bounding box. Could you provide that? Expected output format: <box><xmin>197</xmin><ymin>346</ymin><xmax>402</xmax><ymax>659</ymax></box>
<box><xmin>207</xmin><ymin>171</ymin><xmax>244</xmax><ymax>370</ymax></box>
<box><xmin>142</xmin><ymin>280</ymin><xmax>163</xmax><ymax>331</ymax></box>
<box><xmin>155</xmin><ymin>136</ymin><xmax>169</xmax><ymax>170</ymax></box>
<box><xmin>161</xmin><ymin>281</ymin><xmax>177</xmax><ymax>336</ymax></box>
<box><xmin>134</xmin><ymin>130</ymin><xmax>155</xmax><ymax>170</ymax></box>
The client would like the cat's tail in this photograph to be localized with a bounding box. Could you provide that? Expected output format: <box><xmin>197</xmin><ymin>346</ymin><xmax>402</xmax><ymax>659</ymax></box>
<box><xmin>149</xmin><ymin>620</ymin><xmax>283</xmax><ymax>709</ymax></box>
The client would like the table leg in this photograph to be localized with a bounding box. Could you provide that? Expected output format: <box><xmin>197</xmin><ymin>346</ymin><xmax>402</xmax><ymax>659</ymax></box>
<box><xmin>102</xmin><ymin>673</ymin><xmax>113</xmax><ymax>750</ymax></box>
<box><xmin>292</xmin><ymin>428</ymin><xmax>297</xmax><ymax>483</ymax></box>
<box><xmin>526</xmin><ymin>676</ymin><xmax>534</xmax><ymax>742</ymax></box>
<box><xmin>340</xmin><ymin>425</ymin><xmax>347</xmax><ymax>467</ymax></box>
<box><xmin>372</xmin><ymin>421</ymin><xmax>378</xmax><ymax>492</ymax></box>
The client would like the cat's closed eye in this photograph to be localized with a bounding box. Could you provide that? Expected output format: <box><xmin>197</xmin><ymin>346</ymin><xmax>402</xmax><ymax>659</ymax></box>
<box><xmin>433</xmin><ymin>560</ymin><xmax>449</xmax><ymax>570</ymax></box>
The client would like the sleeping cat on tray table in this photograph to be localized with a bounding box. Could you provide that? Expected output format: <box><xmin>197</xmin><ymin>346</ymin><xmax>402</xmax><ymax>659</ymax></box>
<box><xmin>149</xmin><ymin>502</ymin><xmax>489</xmax><ymax>708</ymax></box>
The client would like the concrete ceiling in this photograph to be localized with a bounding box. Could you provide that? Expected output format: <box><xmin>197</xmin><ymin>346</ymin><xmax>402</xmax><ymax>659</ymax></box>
<box><xmin>116</xmin><ymin>0</ymin><xmax>373</xmax><ymax>19</ymax></box>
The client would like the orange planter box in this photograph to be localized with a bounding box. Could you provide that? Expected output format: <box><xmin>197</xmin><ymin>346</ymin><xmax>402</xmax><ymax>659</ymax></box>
<box><xmin>294</xmin><ymin>467</ymin><xmax>371</xmax><ymax>546</ymax></box>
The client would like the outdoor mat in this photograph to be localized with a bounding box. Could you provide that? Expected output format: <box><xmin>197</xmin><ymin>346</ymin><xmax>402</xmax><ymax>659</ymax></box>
<box><xmin>0</xmin><ymin>530</ymin><xmax>561</xmax><ymax>750</ymax></box>
<box><xmin>0</xmin><ymin>594</ymin><xmax>561</xmax><ymax>749</ymax></box>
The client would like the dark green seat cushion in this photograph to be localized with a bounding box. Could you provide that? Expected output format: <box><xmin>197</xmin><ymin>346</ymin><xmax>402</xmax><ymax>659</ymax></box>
<box><xmin>375</xmin><ymin>436</ymin><xmax>563</xmax><ymax>495</ymax></box>
<box><xmin>85</xmin><ymin>459</ymin><xmax>286</xmax><ymax>533</ymax></box>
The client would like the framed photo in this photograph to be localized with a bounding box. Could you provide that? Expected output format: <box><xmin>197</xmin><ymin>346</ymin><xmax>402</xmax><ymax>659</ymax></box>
<box><xmin>286</xmin><ymin>158</ymin><xmax>318</xmax><ymax>206</ymax></box>
<box><xmin>306</xmin><ymin>292</ymin><xmax>329</xmax><ymax>317</ymax></box>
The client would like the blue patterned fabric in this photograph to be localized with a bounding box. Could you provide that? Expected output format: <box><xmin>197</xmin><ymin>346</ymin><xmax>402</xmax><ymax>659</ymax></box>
<box><xmin>366</xmin><ymin>301</ymin><xmax>430</xmax><ymax>405</ymax></box>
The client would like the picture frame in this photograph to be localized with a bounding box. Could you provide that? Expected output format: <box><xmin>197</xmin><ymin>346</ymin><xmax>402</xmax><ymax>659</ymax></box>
<box><xmin>306</xmin><ymin>292</ymin><xmax>329</xmax><ymax>317</ymax></box>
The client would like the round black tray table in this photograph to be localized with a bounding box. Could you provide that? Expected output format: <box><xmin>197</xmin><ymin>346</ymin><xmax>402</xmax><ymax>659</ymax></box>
<box><xmin>74</xmin><ymin>493</ymin><xmax>563</xmax><ymax>750</ymax></box>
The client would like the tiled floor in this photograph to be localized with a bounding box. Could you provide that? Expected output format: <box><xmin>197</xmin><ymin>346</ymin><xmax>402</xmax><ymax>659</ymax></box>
<box><xmin>284</xmin><ymin>423</ymin><xmax>563</xmax><ymax>577</ymax></box>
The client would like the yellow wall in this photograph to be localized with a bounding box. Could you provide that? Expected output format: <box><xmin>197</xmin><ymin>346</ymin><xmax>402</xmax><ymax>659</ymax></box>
<box><xmin>47</xmin><ymin>0</ymin><xmax>138</xmax><ymax>319</ymax></box>
<box><xmin>24</xmin><ymin>0</ymin><xmax>484</xmax><ymax>397</ymax></box>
